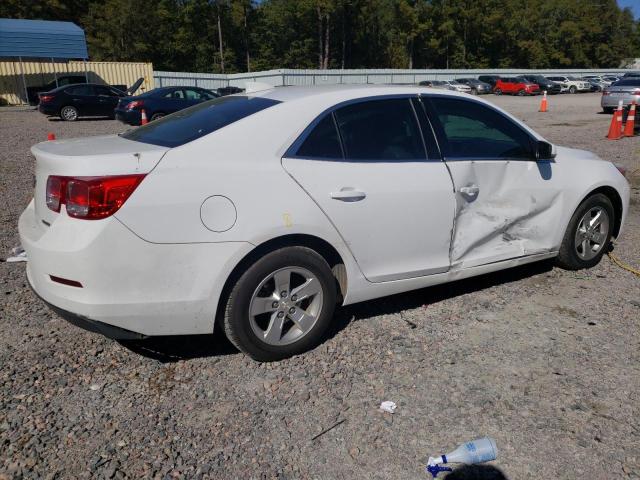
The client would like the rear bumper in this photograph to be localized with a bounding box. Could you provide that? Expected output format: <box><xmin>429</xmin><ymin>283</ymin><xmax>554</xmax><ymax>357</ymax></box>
<box><xmin>38</xmin><ymin>104</ymin><xmax>58</xmax><ymax>116</ymax></box>
<box><xmin>115</xmin><ymin>109</ymin><xmax>141</xmax><ymax>126</ymax></box>
<box><xmin>601</xmin><ymin>94</ymin><xmax>640</xmax><ymax>108</ymax></box>
<box><xmin>19</xmin><ymin>199</ymin><xmax>254</xmax><ymax>336</ymax></box>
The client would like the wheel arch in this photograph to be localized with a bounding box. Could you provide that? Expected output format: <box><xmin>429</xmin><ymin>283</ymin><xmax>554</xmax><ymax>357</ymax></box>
<box><xmin>214</xmin><ymin>233</ymin><xmax>349</xmax><ymax>330</ymax></box>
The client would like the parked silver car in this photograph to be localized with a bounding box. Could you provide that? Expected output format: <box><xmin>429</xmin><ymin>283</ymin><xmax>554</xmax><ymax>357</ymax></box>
<box><xmin>601</xmin><ymin>78</ymin><xmax>640</xmax><ymax>113</ymax></box>
<box><xmin>455</xmin><ymin>78</ymin><xmax>493</xmax><ymax>94</ymax></box>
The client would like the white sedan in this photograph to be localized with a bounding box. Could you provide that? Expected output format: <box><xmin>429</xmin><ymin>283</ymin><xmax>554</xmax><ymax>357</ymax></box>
<box><xmin>19</xmin><ymin>85</ymin><xmax>630</xmax><ymax>361</ymax></box>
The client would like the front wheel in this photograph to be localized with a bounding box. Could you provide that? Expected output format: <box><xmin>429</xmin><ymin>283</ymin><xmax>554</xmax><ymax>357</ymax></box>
<box><xmin>556</xmin><ymin>194</ymin><xmax>614</xmax><ymax>270</ymax></box>
<box><xmin>517</xmin><ymin>89</ymin><xmax>525</xmax><ymax>96</ymax></box>
<box><xmin>494</xmin><ymin>88</ymin><xmax>502</xmax><ymax>95</ymax></box>
<box><xmin>223</xmin><ymin>246</ymin><xmax>337</xmax><ymax>361</ymax></box>
<box><xmin>569</xmin><ymin>85</ymin><xmax>577</xmax><ymax>94</ymax></box>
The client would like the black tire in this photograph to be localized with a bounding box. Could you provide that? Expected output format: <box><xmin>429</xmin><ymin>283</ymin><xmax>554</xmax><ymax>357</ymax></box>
<box><xmin>494</xmin><ymin>88</ymin><xmax>502</xmax><ymax>95</ymax></box>
<box><xmin>150</xmin><ymin>112</ymin><xmax>165</xmax><ymax>121</ymax></box>
<box><xmin>556</xmin><ymin>193</ymin><xmax>614</xmax><ymax>270</ymax></box>
<box><xmin>471</xmin><ymin>88</ymin><xmax>478</xmax><ymax>95</ymax></box>
<box><xmin>603</xmin><ymin>107</ymin><xmax>614</xmax><ymax>114</ymax></box>
<box><xmin>60</xmin><ymin>105</ymin><xmax>78</xmax><ymax>121</ymax></box>
<box><xmin>517</xmin><ymin>89</ymin><xmax>525</xmax><ymax>96</ymax></box>
<box><xmin>569</xmin><ymin>85</ymin><xmax>577</xmax><ymax>94</ymax></box>
<box><xmin>223</xmin><ymin>246</ymin><xmax>337</xmax><ymax>361</ymax></box>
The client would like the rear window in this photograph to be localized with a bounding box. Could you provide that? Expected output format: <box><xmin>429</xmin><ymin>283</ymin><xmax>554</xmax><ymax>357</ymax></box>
<box><xmin>613</xmin><ymin>79</ymin><xmax>640</xmax><ymax>86</ymax></box>
<box><xmin>121</xmin><ymin>96</ymin><xmax>281</xmax><ymax>148</ymax></box>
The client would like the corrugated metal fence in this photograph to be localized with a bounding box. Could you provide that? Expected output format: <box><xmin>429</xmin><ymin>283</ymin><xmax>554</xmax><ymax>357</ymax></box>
<box><xmin>154</xmin><ymin>68</ymin><xmax>632</xmax><ymax>89</ymax></box>
<box><xmin>0</xmin><ymin>60</ymin><xmax>154</xmax><ymax>104</ymax></box>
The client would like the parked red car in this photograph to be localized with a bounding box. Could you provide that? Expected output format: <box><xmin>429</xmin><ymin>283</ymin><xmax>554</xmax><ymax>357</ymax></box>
<box><xmin>493</xmin><ymin>77</ymin><xmax>540</xmax><ymax>96</ymax></box>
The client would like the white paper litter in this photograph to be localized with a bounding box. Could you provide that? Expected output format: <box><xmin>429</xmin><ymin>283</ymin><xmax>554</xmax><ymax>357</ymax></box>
<box><xmin>379</xmin><ymin>400</ymin><xmax>397</xmax><ymax>414</ymax></box>
<box><xmin>6</xmin><ymin>248</ymin><xmax>27</xmax><ymax>263</ymax></box>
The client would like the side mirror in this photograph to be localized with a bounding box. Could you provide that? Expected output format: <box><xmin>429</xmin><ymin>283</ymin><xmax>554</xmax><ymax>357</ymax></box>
<box><xmin>536</xmin><ymin>140</ymin><xmax>556</xmax><ymax>160</ymax></box>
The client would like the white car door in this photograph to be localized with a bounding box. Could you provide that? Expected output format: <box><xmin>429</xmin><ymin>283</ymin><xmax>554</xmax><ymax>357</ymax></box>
<box><xmin>421</xmin><ymin>95</ymin><xmax>564</xmax><ymax>269</ymax></box>
<box><xmin>282</xmin><ymin>96</ymin><xmax>456</xmax><ymax>283</ymax></box>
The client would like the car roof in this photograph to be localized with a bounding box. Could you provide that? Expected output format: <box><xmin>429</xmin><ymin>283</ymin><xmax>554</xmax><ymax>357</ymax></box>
<box><xmin>247</xmin><ymin>84</ymin><xmax>472</xmax><ymax>103</ymax></box>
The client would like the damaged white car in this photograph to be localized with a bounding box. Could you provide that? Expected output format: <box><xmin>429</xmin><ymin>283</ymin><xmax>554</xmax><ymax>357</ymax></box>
<box><xmin>19</xmin><ymin>85</ymin><xmax>630</xmax><ymax>361</ymax></box>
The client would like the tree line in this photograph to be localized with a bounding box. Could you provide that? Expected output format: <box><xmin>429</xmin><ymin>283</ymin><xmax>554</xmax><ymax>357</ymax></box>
<box><xmin>2</xmin><ymin>0</ymin><xmax>640</xmax><ymax>73</ymax></box>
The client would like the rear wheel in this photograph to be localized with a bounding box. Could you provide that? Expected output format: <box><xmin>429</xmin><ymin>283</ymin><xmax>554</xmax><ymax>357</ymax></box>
<box><xmin>556</xmin><ymin>194</ymin><xmax>614</xmax><ymax>270</ymax></box>
<box><xmin>517</xmin><ymin>89</ymin><xmax>525</xmax><ymax>96</ymax></box>
<box><xmin>494</xmin><ymin>88</ymin><xmax>502</xmax><ymax>95</ymax></box>
<box><xmin>150</xmin><ymin>112</ymin><xmax>165</xmax><ymax>121</ymax></box>
<box><xmin>603</xmin><ymin>107</ymin><xmax>614</xmax><ymax>114</ymax></box>
<box><xmin>223</xmin><ymin>246</ymin><xmax>337</xmax><ymax>361</ymax></box>
<box><xmin>60</xmin><ymin>105</ymin><xmax>78</xmax><ymax>121</ymax></box>
<box><xmin>471</xmin><ymin>88</ymin><xmax>478</xmax><ymax>95</ymax></box>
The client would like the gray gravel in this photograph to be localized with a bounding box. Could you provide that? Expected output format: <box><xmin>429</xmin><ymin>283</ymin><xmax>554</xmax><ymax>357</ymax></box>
<box><xmin>1</xmin><ymin>94</ymin><xmax>639</xmax><ymax>479</ymax></box>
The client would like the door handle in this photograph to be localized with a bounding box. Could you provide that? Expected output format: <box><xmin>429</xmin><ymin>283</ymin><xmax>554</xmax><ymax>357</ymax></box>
<box><xmin>459</xmin><ymin>185</ymin><xmax>479</xmax><ymax>196</ymax></box>
<box><xmin>330</xmin><ymin>189</ymin><xmax>366</xmax><ymax>202</ymax></box>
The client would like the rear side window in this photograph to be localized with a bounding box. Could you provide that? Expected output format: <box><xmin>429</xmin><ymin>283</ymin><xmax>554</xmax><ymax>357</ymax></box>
<box><xmin>429</xmin><ymin>97</ymin><xmax>533</xmax><ymax>159</ymax></box>
<box><xmin>334</xmin><ymin>98</ymin><xmax>425</xmax><ymax>161</ymax></box>
<box><xmin>66</xmin><ymin>85</ymin><xmax>93</xmax><ymax>96</ymax></box>
<box><xmin>296</xmin><ymin>114</ymin><xmax>343</xmax><ymax>159</ymax></box>
<box><xmin>121</xmin><ymin>96</ymin><xmax>281</xmax><ymax>148</ymax></box>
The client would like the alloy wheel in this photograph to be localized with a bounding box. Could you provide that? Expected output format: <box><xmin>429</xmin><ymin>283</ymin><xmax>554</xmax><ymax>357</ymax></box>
<box><xmin>574</xmin><ymin>207</ymin><xmax>609</xmax><ymax>260</ymax></box>
<box><xmin>248</xmin><ymin>267</ymin><xmax>324</xmax><ymax>346</ymax></box>
<box><xmin>61</xmin><ymin>106</ymin><xmax>78</xmax><ymax>121</ymax></box>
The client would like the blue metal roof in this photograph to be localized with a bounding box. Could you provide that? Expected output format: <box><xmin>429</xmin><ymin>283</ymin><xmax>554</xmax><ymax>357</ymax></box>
<box><xmin>0</xmin><ymin>18</ymin><xmax>88</xmax><ymax>59</ymax></box>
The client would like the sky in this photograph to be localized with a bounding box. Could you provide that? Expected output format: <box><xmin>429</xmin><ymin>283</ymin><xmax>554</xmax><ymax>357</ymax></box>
<box><xmin>618</xmin><ymin>0</ymin><xmax>640</xmax><ymax>18</ymax></box>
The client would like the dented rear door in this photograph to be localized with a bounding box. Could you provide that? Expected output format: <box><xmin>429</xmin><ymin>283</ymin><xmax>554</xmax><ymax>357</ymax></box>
<box><xmin>424</xmin><ymin>96</ymin><xmax>564</xmax><ymax>269</ymax></box>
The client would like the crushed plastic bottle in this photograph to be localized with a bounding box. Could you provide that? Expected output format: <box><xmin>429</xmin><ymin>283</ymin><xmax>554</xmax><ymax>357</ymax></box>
<box><xmin>426</xmin><ymin>437</ymin><xmax>498</xmax><ymax>478</ymax></box>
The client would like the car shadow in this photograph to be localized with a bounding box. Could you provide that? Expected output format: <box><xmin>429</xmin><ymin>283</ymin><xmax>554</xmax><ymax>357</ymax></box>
<box><xmin>120</xmin><ymin>260</ymin><xmax>554</xmax><ymax>363</ymax></box>
<box><xmin>48</xmin><ymin>117</ymin><xmax>115</xmax><ymax>122</ymax></box>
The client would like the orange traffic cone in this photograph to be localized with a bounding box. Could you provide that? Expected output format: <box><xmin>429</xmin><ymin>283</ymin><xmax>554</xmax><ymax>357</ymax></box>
<box><xmin>140</xmin><ymin>109</ymin><xmax>148</xmax><ymax>125</ymax></box>
<box><xmin>47</xmin><ymin>132</ymin><xmax>56</xmax><ymax>141</ymax></box>
<box><xmin>624</xmin><ymin>102</ymin><xmax>636</xmax><ymax>137</ymax></box>
<box><xmin>539</xmin><ymin>91</ymin><xmax>548</xmax><ymax>112</ymax></box>
<box><xmin>606</xmin><ymin>100</ymin><xmax>623</xmax><ymax>140</ymax></box>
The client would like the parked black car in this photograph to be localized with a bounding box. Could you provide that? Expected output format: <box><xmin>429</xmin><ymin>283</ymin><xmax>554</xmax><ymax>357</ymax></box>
<box><xmin>520</xmin><ymin>75</ymin><xmax>562</xmax><ymax>94</ymax></box>
<box><xmin>27</xmin><ymin>75</ymin><xmax>127</xmax><ymax>105</ymax></box>
<box><xmin>38</xmin><ymin>83</ymin><xmax>131</xmax><ymax>121</ymax></box>
<box><xmin>455</xmin><ymin>78</ymin><xmax>492</xmax><ymax>94</ymax></box>
<box><xmin>115</xmin><ymin>86</ymin><xmax>219</xmax><ymax>125</ymax></box>
<box><xmin>217</xmin><ymin>86</ymin><xmax>245</xmax><ymax>96</ymax></box>
<box><xmin>477</xmin><ymin>75</ymin><xmax>501</xmax><ymax>87</ymax></box>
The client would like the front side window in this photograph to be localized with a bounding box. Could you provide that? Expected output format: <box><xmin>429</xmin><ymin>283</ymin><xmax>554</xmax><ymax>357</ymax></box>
<box><xmin>121</xmin><ymin>96</ymin><xmax>281</xmax><ymax>148</ymax></box>
<box><xmin>295</xmin><ymin>114</ymin><xmax>342</xmax><ymax>159</ymax></box>
<box><xmin>429</xmin><ymin>97</ymin><xmax>533</xmax><ymax>159</ymax></box>
<box><xmin>333</xmin><ymin>98</ymin><xmax>425</xmax><ymax>161</ymax></box>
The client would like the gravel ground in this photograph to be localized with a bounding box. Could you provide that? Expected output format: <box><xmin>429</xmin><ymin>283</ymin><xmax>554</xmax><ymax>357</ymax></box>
<box><xmin>1</xmin><ymin>93</ymin><xmax>639</xmax><ymax>480</ymax></box>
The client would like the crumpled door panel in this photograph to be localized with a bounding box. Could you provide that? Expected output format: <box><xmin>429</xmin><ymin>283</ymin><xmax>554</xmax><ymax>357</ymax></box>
<box><xmin>446</xmin><ymin>160</ymin><xmax>563</xmax><ymax>269</ymax></box>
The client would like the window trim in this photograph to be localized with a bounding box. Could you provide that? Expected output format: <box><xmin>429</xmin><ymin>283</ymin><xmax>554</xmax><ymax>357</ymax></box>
<box><xmin>285</xmin><ymin>94</ymin><xmax>439</xmax><ymax>162</ymax></box>
<box><xmin>422</xmin><ymin>94</ymin><xmax>539</xmax><ymax>162</ymax></box>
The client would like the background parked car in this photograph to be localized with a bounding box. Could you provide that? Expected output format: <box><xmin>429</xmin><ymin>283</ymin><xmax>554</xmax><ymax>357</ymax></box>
<box><xmin>217</xmin><ymin>86</ymin><xmax>245</xmax><ymax>96</ymax></box>
<box><xmin>441</xmin><ymin>80</ymin><xmax>472</xmax><ymax>93</ymax></box>
<box><xmin>520</xmin><ymin>75</ymin><xmax>562</xmax><ymax>94</ymax></box>
<box><xmin>582</xmin><ymin>75</ymin><xmax>612</xmax><ymax>87</ymax></box>
<box><xmin>27</xmin><ymin>75</ymin><xmax>128</xmax><ymax>105</ymax></box>
<box><xmin>418</xmin><ymin>80</ymin><xmax>453</xmax><ymax>90</ymax></box>
<box><xmin>546</xmin><ymin>76</ymin><xmax>591</xmax><ymax>94</ymax></box>
<box><xmin>37</xmin><ymin>83</ymin><xmax>131</xmax><ymax>121</ymax></box>
<box><xmin>115</xmin><ymin>86</ymin><xmax>220</xmax><ymax>125</ymax></box>
<box><xmin>493</xmin><ymin>77</ymin><xmax>540</xmax><ymax>96</ymax></box>
<box><xmin>583</xmin><ymin>78</ymin><xmax>604</xmax><ymax>92</ymax></box>
<box><xmin>601</xmin><ymin>77</ymin><xmax>640</xmax><ymax>113</ymax></box>
<box><xmin>454</xmin><ymin>78</ymin><xmax>493</xmax><ymax>94</ymax></box>
<box><xmin>477</xmin><ymin>75</ymin><xmax>501</xmax><ymax>88</ymax></box>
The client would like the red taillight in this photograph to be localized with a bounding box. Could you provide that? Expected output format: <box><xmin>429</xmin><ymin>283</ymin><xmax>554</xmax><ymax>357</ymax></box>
<box><xmin>633</xmin><ymin>89</ymin><xmax>640</xmax><ymax>95</ymax></box>
<box><xmin>39</xmin><ymin>95</ymin><xmax>54</xmax><ymax>103</ymax></box>
<box><xmin>126</xmin><ymin>100</ymin><xmax>144</xmax><ymax>110</ymax></box>
<box><xmin>45</xmin><ymin>174</ymin><xmax>145</xmax><ymax>219</ymax></box>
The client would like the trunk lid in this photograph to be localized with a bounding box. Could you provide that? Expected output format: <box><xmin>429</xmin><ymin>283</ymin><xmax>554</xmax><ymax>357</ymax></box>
<box><xmin>31</xmin><ymin>134</ymin><xmax>168</xmax><ymax>225</ymax></box>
